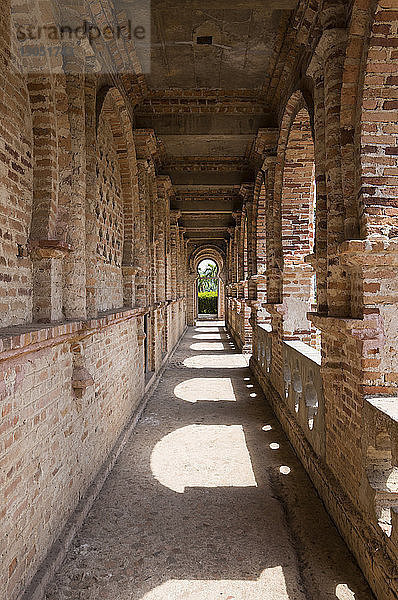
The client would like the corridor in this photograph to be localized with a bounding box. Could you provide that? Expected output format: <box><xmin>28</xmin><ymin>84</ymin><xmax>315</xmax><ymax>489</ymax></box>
<box><xmin>44</xmin><ymin>322</ymin><xmax>374</xmax><ymax>600</ymax></box>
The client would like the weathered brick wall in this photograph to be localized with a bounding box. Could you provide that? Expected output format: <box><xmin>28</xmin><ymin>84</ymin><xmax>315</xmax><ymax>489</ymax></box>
<box><xmin>0</xmin><ymin>0</ymin><xmax>33</xmax><ymax>327</ymax></box>
<box><xmin>95</xmin><ymin>110</ymin><xmax>124</xmax><ymax>311</ymax></box>
<box><xmin>0</xmin><ymin>7</ymin><xmax>189</xmax><ymax>600</ymax></box>
<box><xmin>0</xmin><ymin>313</ymin><xmax>144</xmax><ymax>600</ymax></box>
<box><xmin>360</xmin><ymin>1</ymin><xmax>398</xmax><ymax>238</ymax></box>
<box><xmin>281</xmin><ymin>107</ymin><xmax>315</xmax><ymax>344</ymax></box>
<box><xmin>246</xmin><ymin>4</ymin><xmax>398</xmax><ymax>600</ymax></box>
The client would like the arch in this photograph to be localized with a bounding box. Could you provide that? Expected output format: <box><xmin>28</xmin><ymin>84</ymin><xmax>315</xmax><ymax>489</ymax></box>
<box><xmin>188</xmin><ymin>245</ymin><xmax>226</xmax><ymax>324</ymax></box>
<box><xmin>86</xmin><ymin>85</ymin><xmax>139</xmax><ymax>314</ymax></box>
<box><xmin>272</xmin><ymin>91</ymin><xmax>320</xmax><ymax>347</ymax></box>
<box><xmin>190</xmin><ymin>245</ymin><xmax>225</xmax><ymax>276</ymax></box>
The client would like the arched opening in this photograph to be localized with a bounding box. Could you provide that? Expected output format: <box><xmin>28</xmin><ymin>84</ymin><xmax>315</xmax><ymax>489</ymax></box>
<box><xmin>95</xmin><ymin>93</ymin><xmax>125</xmax><ymax>311</ymax></box>
<box><xmin>188</xmin><ymin>246</ymin><xmax>225</xmax><ymax>325</ymax></box>
<box><xmin>281</xmin><ymin>105</ymin><xmax>320</xmax><ymax>349</ymax></box>
<box><xmin>197</xmin><ymin>259</ymin><xmax>219</xmax><ymax>318</ymax></box>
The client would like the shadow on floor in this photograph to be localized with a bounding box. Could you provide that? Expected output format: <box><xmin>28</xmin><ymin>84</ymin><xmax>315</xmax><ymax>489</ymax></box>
<box><xmin>44</xmin><ymin>322</ymin><xmax>375</xmax><ymax>600</ymax></box>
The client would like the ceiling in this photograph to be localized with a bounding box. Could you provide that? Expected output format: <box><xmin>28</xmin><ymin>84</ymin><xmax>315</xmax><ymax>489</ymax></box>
<box><xmin>136</xmin><ymin>0</ymin><xmax>298</xmax><ymax>251</ymax></box>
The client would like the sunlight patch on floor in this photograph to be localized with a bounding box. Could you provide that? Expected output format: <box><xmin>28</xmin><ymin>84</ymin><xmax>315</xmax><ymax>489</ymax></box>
<box><xmin>174</xmin><ymin>377</ymin><xmax>236</xmax><ymax>403</ymax></box>
<box><xmin>336</xmin><ymin>584</ymin><xmax>356</xmax><ymax>600</ymax></box>
<box><xmin>190</xmin><ymin>342</ymin><xmax>226</xmax><ymax>351</ymax></box>
<box><xmin>193</xmin><ymin>333</ymin><xmax>223</xmax><ymax>340</ymax></box>
<box><xmin>183</xmin><ymin>354</ymin><xmax>249</xmax><ymax>369</ymax></box>
<box><xmin>151</xmin><ymin>425</ymin><xmax>257</xmax><ymax>493</ymax></box>
<box><xmin>140</xmin><ymin>566</ymin><xmax>290</xmax><ymax>600</ymax></box>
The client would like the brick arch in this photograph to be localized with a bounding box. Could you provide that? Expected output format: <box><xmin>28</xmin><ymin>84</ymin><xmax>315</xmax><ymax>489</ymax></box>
<box><xmin>85</xmin><ymin>85</ymin><xmax>139</xmax><ymax>314</ymax></box>
<box><xmin>190</xmin><ymin>245</ymin><xmax>225</xmax><ymax>279</ymax></box>
<box><xmin>270</xmin><ymin>90</ymin><xmax>312</xmax><ymax>305</ymax></box>
<box><xmin>189</xmin><ymin>245</ymin><xmax>226</xmax><ymax>321</ymax></box>
<box><xmin>280</xmin><ymin>104</ymin><xmax>316</xmax><ymax>344</ymax></box>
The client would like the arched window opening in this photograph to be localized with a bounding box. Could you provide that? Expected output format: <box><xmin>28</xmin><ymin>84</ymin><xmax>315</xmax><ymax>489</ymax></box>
<box><xmin>197</xmin><ymin>259</ymin><xmax>219</xmax><ymax>316</ymax></box>
<box><xmin>95</xmin><ymin>96</ymin><xmax>124</xmax><ymax>311</ymax></box>
<box><xmin>281</xmin><ymin>107</ymin><xmax>320</xmax><ymax>349</ymax></box>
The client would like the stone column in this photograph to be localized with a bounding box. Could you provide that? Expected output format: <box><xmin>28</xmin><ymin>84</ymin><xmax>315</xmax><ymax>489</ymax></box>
<box><xmin>317</xmin><ymin>27</ymin><xmax>350</xmax><ymax>317</ymax></box>
<box><xmin>122</xmin><ymin>266</ymin><xmax>140</xmax><ymax>308</ymax></box>
<box><xmin>31</xmin><ymin>241</ymin><xmax>72</xmax><ymax>323</ymax></box>
<box><xmin>135</xmin><ymin>159</ymin><xmax>151</xmax><ymax>307</ymax></box>
<box><xmin>169</xmin><ymin>211</ymin><xmax>181</xmax><ymax>302</ymax></box>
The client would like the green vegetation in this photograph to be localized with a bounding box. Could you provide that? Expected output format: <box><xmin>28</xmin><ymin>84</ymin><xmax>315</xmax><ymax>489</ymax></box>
<box><xmin>198</xmin><ymin>291</ymin><xmax>218</xmax><ymax>314</ymax></box>
<box><xmin>197</xmin><ymin>260</ymin><xmax>218</xmax><ymax>313</ymax></box>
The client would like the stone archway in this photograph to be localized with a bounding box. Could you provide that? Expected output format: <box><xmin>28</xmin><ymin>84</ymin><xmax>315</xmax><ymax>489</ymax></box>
<box><xmin>187</xmin><ymin>246</ymin><xmax>226</xmax><ymax>325</ymax></box>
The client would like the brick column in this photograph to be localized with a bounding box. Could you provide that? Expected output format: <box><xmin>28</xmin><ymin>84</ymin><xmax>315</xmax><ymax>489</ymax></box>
<box><xmin>30</xmin><ymin>241</ymin><xmax>72</xmax><ymax>322</ymax></box>
<box><xmin>307</xmin><ymin>54</ymin><xmax>328</xmax><ymax>315</ymax></box>
<box><xmin>60</xmin><ymin>66</ymin><xmax>87</xmax><ymax>320</ymax></box>
<box><xmin>317</xmin><ymin>28</ymin><xmax>350</xmax><ymax>317</ymax></box>
<box><xmin>135</xmin><ymin>159</ymin><xmax>151</xmax><ymax>307</ymax></box>
<box><xmin>169</xmin><ymin>211</ymin><xmax>180</xmax><ymax>302</ymax></box>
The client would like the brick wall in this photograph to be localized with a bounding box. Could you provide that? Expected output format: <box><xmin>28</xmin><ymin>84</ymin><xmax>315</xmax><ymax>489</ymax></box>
<box><xmin>360</xmin><ymin>2</ymin><xmax>398</xmax><ymax>238</ymax></box>
<box><xmin>95</xmin><ymin>110</ymin><xmax>124</xmax><ymax>311</ymax></box>
<box><xmin>0</xmin><ymin>313</ymin><xmax>144</xmax><ymax>600</ymax></box>
<box><xmin>0</xmin><ymin>0</ymin><xmax>33</xmax><ymax>327</ymax></box>
<box><xmin>281</xmin><ymin>107</ymin><xmax>315</xmax><ymax>344</ymax></box>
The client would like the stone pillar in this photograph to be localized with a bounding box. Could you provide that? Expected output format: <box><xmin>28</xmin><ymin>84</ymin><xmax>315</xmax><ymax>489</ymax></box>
<box><xmin>30</xmin><ymin>241</ymin><xmax>72</xmax><ymax>322</ymax></box>
<box><xmin>317</xmin><ymin>27</ymin><xmax>350</xmax><ymax>317</ymax></box>
<box><xmin>122</xmin><ymin>266</ymin><xmax>140</xmax><ymax>308</ymax></box>
<box><xmin>135</xmin><ymin>159</ymin><xmax>151</xmax><ymax>307</ymax></box>
<box><xmin>169</xmin><ymin>211</ymin><xmax>180</xmax><ymax>302</ymax></box>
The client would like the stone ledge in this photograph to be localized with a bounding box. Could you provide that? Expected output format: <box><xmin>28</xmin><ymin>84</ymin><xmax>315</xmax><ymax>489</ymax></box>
<box><xmin>0</xmin><ymin>308</ymin><xmax>146</xmax><ymax>359</ymax></box>
<box><xmin>338</xmin><ymin>237</ymin><xmax>398</xmax><ymax>266</ymax></box>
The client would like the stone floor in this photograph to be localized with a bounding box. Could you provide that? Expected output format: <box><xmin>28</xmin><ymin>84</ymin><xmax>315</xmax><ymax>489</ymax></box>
<box><xmin>44</xmin><ymin>322</ymin><xmax>375</xmax><ymax>600</ymax></box>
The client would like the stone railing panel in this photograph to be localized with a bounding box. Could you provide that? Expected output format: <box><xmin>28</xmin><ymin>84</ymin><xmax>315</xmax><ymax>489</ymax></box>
<box><xmin>283</xmin><ymin>341</ymin><xmax>325</xmax><ymax>458</ymax></box>
<box><xmin>361</xmin><ymin>397</ymin><xmax>398</xmax><ymax>542</ymax></box>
